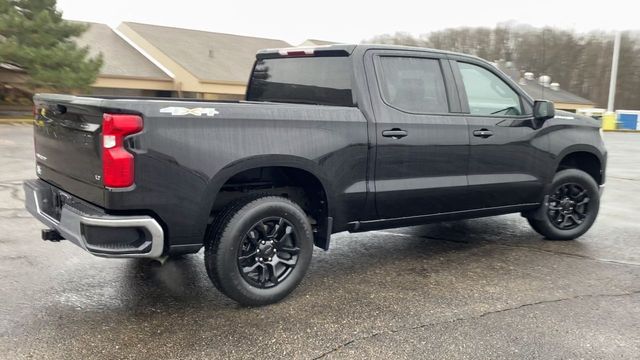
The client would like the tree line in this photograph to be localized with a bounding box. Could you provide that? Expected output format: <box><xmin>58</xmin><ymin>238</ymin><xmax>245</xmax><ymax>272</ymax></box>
<box><xmin>368</xmin><ymin>25</ymin><xmax>640</xmax><ymax>110</ymax></box>
<box><xmin>2</xmin><ymin>1</ymin><xmax>639</xmax><ymax>110</ymax></box>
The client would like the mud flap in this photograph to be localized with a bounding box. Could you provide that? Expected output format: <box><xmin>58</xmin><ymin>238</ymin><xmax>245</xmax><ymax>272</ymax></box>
<box><xmin>314</xmin><ymin>216</ymin><xmax>333</xmax><ymax>251</ymax></box>
<box><xmin>522</xmin><ymin>195</ymin><xmax>549</xmax><ymax>221</ymax></box>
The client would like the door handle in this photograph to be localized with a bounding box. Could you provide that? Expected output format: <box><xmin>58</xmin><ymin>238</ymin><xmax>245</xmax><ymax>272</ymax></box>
<box><xmin>382</xmin><ymin>128</ymin><xmax>408</xmax><ymax>139</ymax></box>
<box><xmin>473</xmin><ymin>129</ymin><xmax>493</xmax><ymax>138</ymax></box>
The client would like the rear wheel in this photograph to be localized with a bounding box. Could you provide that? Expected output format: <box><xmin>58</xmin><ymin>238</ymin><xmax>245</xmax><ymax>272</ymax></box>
<box><xmin>204</xmin><ymin>195</ymin><xmax>313</xmax><ymax>306</ymax></box>
<box><xmin>527</xmin><ymin>169</ymin><xmax>600</xmax><ymax>240</ymax></box>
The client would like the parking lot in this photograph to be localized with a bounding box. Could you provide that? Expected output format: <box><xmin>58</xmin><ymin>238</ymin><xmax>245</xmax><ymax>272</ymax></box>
<box><xmin>0</xmin><ymin>123</ymin><xmax>639</xmax><ymax>359</ymax></box>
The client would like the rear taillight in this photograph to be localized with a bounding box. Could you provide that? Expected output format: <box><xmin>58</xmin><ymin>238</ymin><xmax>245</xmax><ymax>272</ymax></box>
<box><xmin>102</xmin><ymin>113</ymin><xmax>143</xmax><ymax>188</ymax></box>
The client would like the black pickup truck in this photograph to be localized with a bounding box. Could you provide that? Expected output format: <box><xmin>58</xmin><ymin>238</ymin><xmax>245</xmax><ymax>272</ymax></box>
<box><xmin>24</xmin><ymin>44</ymin><xmax>606</xmax><ymax>305</ymax></box>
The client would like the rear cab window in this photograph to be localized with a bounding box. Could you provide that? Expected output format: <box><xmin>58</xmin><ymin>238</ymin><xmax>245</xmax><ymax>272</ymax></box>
<box><xmin>246</xmin><ymin>56</ymin><xmax>354</xmax><ymax>107</ymax></box>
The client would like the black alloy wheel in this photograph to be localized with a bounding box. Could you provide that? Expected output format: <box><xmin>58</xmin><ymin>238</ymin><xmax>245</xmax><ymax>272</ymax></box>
<box><xmin>547</xmin><ymin>183</ymin><xmax>591</xmax><ymax>230</ymax></box>
<box><xmin>526</xmin><ymin>168</ymin><xmax>600</xmax><ymax>241</ymax></box>
<box><xmin>204</xmin><ymin>195</ymin><xmax>313</xmax><ymax>306</ymax></box>
<box><xmin>237</xmin><ymin>217</ymin><xmax>300</xmax><ymax>289</ymax></box>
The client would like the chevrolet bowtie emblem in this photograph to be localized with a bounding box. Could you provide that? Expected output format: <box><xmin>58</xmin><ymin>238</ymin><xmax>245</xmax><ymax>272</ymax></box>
<box><xmin>160</xmin><ymin>107</ymin><xmax>220</xmax><ymax>117</ymax></box>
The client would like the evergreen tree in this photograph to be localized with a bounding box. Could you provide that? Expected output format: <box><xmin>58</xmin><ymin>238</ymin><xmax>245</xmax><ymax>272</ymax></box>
<box><xmin>0</xmin><ymin>0</ymin><xmax>102</xmax><ymax>92</ymax></box>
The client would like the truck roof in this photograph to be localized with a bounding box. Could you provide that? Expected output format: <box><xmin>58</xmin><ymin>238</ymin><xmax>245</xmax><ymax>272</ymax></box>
<box><xmin>256</xmin><ymin>43</ymin><xmax>484</xmax><ymax>62</ymax></box>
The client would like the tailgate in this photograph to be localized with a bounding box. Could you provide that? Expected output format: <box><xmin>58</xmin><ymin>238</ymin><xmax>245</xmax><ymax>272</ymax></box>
<box><xmin>33</xmin><ymin>95</ymin><xmax>104</xmax><ymax>204</ymax></box>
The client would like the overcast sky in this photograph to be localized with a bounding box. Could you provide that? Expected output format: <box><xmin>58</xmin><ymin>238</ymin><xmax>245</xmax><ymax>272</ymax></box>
<box><xmin>57</xmin><ymin>0</ymin><xmax>637</xmax><ymax>45</ymax></box>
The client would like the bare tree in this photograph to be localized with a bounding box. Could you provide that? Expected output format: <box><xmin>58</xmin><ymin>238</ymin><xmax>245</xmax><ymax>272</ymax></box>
<box><xmin>365</xmin><ymin>25</ymin><xmax>640</xmax><ymax>109</ymax></box>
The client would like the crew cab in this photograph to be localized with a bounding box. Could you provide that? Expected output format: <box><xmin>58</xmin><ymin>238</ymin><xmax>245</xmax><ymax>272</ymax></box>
<box><xmin>24</xmin><ymin>44</ymin><xmax>606</xmax><ymax>305</ymax></box>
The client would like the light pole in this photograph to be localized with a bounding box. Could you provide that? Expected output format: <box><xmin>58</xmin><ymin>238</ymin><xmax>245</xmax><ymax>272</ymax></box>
<box><xmin>607</xmin><ymin>31</ymin><xmax>621</xmax><ymax>112</ymax></box>
<box><xmin>603</xmin><ymin>31</ymin><xmax>621</xmax><ymax>131</ymax></box>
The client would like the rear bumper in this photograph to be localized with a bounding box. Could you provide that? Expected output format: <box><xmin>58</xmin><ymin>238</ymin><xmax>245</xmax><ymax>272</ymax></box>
<box><xmin>23</xmin><ymin>179</ymin><xmax>164</xmax><ymax>258</ymax></box>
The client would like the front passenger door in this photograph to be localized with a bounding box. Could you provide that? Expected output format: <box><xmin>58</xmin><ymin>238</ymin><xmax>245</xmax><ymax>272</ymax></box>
<box><xmin>452</xmin><ymin>60</ymin><xmax>547</xmax><ymax>209</ymax></box>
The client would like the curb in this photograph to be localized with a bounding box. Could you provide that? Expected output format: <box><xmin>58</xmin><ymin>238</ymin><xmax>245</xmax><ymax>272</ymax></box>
<box><xmin>603</xmin><ymin>129</ymin><xmax>640</xmax><ymax>133</ymax></box>
<box><xmin>0</xmin><ymin>118</ymin><xmax>33</xmax><ymax>124</ymax></box>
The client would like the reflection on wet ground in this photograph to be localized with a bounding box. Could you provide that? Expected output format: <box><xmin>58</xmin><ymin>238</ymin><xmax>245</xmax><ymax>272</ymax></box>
<box><xmin>1</xmin><ymin>126</ymin><xmax>639</xmax><ymax>359</ymax></box>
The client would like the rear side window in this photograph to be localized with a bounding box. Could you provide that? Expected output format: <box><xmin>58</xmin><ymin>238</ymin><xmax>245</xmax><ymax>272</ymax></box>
<box><xmin>246</xmin><ymin>57</ymin><xmax>354</xmax><ymax>107</ymax></box>
<box><xmin>376</xmin><ymin>57</ymin><xmax>449</xmax><ymax>114</ymax></box>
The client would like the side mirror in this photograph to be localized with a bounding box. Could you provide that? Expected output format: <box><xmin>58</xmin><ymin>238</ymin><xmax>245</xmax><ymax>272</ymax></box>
<box><xmin>533</xmin><ymin>100</ymin><xmax>555</xmax><ymax>121</ymax></box>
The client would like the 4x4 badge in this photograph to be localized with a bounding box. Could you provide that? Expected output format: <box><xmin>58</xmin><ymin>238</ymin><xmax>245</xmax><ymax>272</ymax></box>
<box><xmin>160</xmin><ymin>107</ymin><xmax>220</xmax><ymax>117</ymax></box>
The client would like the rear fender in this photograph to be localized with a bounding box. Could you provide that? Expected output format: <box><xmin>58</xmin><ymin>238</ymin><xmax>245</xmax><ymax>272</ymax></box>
<box><xmin>194</xmin><ymin>155</ymin><xmax>336</xmax><ymax>246</ymax></box>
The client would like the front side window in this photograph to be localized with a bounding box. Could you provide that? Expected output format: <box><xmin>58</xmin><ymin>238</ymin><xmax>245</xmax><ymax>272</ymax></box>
<box><xmin>458</xmin><ymin>62</ymin><xmax>522</xmax><ymax>116</ymax></box>
<box><xmin>376</xmin><ymin>56</ymin><xmax>449</xmax><ymax>114</ymax></box>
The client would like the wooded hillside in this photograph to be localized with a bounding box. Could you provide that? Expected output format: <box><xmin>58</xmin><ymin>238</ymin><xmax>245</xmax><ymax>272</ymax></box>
<box><xmin>368</xmin><ymin>25</ymin><xmax>640</xmax><ymax>110</ymax></box>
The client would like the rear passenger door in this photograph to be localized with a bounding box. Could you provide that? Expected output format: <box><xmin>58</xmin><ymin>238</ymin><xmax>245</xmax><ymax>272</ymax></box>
<box><xmin>450</xmin><ymin>59</ymin><xmax>547</xmax><ymax>209</ymax></box>
<box><xmin>365</xmin><ymin>50</ymin><xmax>470</xmax><ymax>219</ymax></box>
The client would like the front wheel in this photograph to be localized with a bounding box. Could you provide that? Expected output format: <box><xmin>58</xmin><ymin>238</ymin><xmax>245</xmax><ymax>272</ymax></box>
<box><xmin>527</xmin><ymin>169</ymin><xmax>600</xmax><ymax>240</ymax></box>
<box><xmin>204</xmin><ymin>195</ymin><xmax>314</xmax><ymax>306</ymax></box>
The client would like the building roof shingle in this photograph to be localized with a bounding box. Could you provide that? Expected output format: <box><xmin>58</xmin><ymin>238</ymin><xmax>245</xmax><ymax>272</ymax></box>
<box><xmin>122</xmin><ymin>22</ymin><xmax>291</xmax><ymax>83</ymax></box>
<box><xmin>498</xmin><ymin>64</ymin><xmax>594</xmax><ymax>105</ymax></box>
<box><xmin>74</xmin><ymin>22</ymin><xmax>171</xmax><ymax>80</ymax></box>
<box><xmin>299</xmin><ymin>39</ymin><xmax>341</xmax><ymax>46</ymax></box>
<box><xmin>517</xmin><ymin>81</ymin><xmax>595</xmax><ymax>105</ymax></box>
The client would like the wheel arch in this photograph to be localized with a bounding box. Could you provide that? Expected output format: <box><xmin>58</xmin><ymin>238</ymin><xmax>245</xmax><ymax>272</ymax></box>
<box><xmin>555</xmin><ymin>146</ymin><xmax>604</xmax><ymax>185</ymax></box>
<box><xmin>195</xmin><ymin>155</ymin><xmax>336</xmax><ymax>249</ymax></box>
<box><xmin>527</xmin><ymin>145</ymin><xmax>604</xmax><ymax>219</ymax></box>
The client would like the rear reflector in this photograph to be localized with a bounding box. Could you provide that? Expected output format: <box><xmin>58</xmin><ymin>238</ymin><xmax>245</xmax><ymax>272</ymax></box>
<box><xmin>102</xmin><ymin>114</ymin><xmax>143</xmax><ymax>188</ymax></box>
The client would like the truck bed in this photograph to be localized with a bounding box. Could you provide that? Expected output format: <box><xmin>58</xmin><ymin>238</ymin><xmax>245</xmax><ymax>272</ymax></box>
<box><xmin>32</xmin><ymin>93</ymin><xmax>369</xmax><ymax>247</ymax></box>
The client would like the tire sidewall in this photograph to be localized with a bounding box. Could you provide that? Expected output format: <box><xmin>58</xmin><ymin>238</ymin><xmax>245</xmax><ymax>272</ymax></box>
<box><xmin>212</xmin><ymin>198</ymin><xmax>313</xmax><ymax>305</ymax></box>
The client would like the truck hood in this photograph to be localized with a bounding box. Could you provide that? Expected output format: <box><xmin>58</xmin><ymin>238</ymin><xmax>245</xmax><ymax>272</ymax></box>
<box><xmin>553</xmin><ymin>109</ymin><xmax>600</xmax><ymax>128</ymax></box>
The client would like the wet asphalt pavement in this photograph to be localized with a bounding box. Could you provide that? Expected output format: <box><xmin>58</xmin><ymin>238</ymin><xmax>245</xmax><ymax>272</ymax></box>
<box><xmin>0</xmin><ymin>123</ymin><xmax>639</xmax><ymax>359</ymax></box>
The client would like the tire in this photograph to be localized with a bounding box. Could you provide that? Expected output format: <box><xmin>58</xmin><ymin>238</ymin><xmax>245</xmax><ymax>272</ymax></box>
<box><xmin>204</xmin><ymin>195</ymin><xmax>314</xmax><ymax>306</ymax></box>
<box><xmin>527</xmin><ymin>168</ymin><xmax>600</xmax><ymax>240</ymax></box>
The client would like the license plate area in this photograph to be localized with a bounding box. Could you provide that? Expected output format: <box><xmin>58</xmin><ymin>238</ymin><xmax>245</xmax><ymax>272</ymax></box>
<box><xmin>41</xmin><ymin>187</ymin><xmax>70</xmax><ymax>222</ymax></box>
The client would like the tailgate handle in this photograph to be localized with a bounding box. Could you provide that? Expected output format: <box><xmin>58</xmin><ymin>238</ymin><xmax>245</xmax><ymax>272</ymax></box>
<box><xmin>382</xmin><ymin>128</ymin><xmax>408</xmax><ymax>139</ymax></box>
